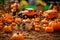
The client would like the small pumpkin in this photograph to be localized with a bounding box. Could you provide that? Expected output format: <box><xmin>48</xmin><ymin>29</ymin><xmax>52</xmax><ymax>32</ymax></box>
<box><xmin>0</xmin><ymin>22</ymin><xmax>3</xmax><ymax>26</ymax></box>
<box><xmin>7</xmin><ymin>19</ymin><xmax>13</xmax><ymax>23</ymax></box>
<box><xmin>11</xmin><ymin>22</ymin><xmax>16</xmax><ymax>28</ymax></box>
<box><xmin>0</xmin><ymin>18</ymin><xmax>2</xmax><ymax>22</ymax></box>
<box><xmin>35</xmin><ymin>25</ymin><xmax>40</xmax><ymax>31</ymax></box>
<box><xmin>11</xmin><ymin>33</ymin><xmax>24</xmax><ymax>40</ymax></box>
<box><xmin>34</xmin><ymin>18</ymin><xmax>40</xmax><ymax>22</ymax></box>
<box><xmin>4</xmin><ymin>25</ymin><xmax>12</xmax><ymax>33</ymax></box>
<box><xmin>26</xmin><ymin>18</ymin><xmax>31</xmax><ymax>23</ymax></box>
<box><xmin>43</xmin><ymin>24</ymin><xmax>48</xmax><ymax>27</ymax></box>
<box><xmin>15</xmin><ymin>18</ymin><xmax>22</xmax><ymax>23</ymax></box>
<box><xmin>44</xmin><ymin>27</ymin><xmax>54</xmax><ymax>33</ymax></box>
<box><xmin>41</xmin><ymin>19</ymin><xmax>49</xmax><ymax>24</ymax></box>
<box><xmin>42</xmin><ymin>27</ymin><xmax>46</xmax><ymax>31</ymax></box>
<box><xmin>24</xmin><ymin>15</ymin><xmax>27</xmax><ymax>19</ymax></box>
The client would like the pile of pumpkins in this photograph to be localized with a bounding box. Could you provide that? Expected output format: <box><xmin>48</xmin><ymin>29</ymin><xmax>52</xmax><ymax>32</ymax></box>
<box><xmin>0</xmin><ymin>9</ymin><xmax>60</xmax><ymax>33</ymax></box>
<box><xmin>0</xmin><ymin>7</ymin><xmax>60</xmax><ymax>40</ymax></box>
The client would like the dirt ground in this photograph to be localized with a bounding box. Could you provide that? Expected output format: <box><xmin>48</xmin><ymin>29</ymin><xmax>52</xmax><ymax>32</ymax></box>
<box><xmin>0</xmin><ymin>28</ymin><xmax>60</xmax><ymax>40</ymax></box>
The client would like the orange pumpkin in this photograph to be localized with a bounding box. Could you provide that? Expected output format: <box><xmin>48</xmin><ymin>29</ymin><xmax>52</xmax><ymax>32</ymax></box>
<box><xmin>57</xmin><ymin>13</ymin><xmax>60</xmax><ymax>19</ymax></box>
<box><xmin>11</xmin><ymin>33</ymin><xmax>24</xmax><ymax>40</ymax></box>
<box><xmin>0</xmin><ymin>26</ymin><xmax>2</xmax><ymax>30</ymax></box>
<box><xmin>24</xmin><ymin>15</ymin><xmax>27</xmax><ymax>19</ymax></box>
<box><xmin>43</xmin><ymin>24</ymin><xmax>48</xmax><ymax>27</ymax></box>
<box><xmin>26</xmin><ymin>18</ymin><xmax>31</xmax><ymax>23</ymax></box>
<box><xmin>52</xmin><ymin>6</ymin><xmax>58</xmax><ymax>11</ymax></box>
<box><xmin>55</xmin><ymin>19</ymin><xmax>60</xmax><ymax>22</ymax></box>
<box><xmin>4</xmin><ymin>26</ymin><xmax>12</xmax><ymax>33</ymax></box>
<box><xmin>0</xmin><ymin>22</ymin><xmax>3</xmax><ymax>26</ymax></box>
<box><xmin>43</xmin><ymin>10</ymin><xmax>58</xmax><ymax>18</ymax></box>
<box><xmin>44</xmin><ymin>27</ymin><xmax>54</xmax><ymax>33</ymax></box>
<box><xmin>0</xmin><ymin>22</ymin><xmax>3</xmax><ymax>30</ymax></box>
<box><xmin>54</xmin><ymin>22</ymin><xmax>60</xmax><ymax>31</ymax></box>
<box><xmin>7</xmin><ymin>19</ymin><xmax>13</xmax><ymax>23</ymax></box>
<box><xmin>48</xmin><ymin>21</ymin><xmax>56</xmax><ymax>28</ymax></box>
<box><xmin>15</xmin><ymin>18</ymin><xmax>22</xmax><ymax>23</ymax></box>
<box><xmin>41</xmin><ymin>19</ymin><xmax>49</xmax><ymax>24</ymax></box>
<box><xmin>42</xmin><ymin>27</ymin><xmax>46</xmax><ymax>31</ymax></box>
<box><xmin>0</xmin><ymin>18</ymin><xmax>2</xmax><ymax>22</ymax></box>
<box><xmin>48</xmin><ymin>21</ymin><xmax>60</xmax><ymax>31</ymax></box>
<box><xmin>11</xmin><ymin>23</ymin><xmax>16</xmax><ymax>28</ymax></box>
<box><xmin>34</xmin><ymin>18</ymin><xmax>40</xmax><ymax>22</ymax></box>
<box><xmin>35</xmin><ymin>25</ymin><xmax>40</xmax><ymax>31</ymax></box>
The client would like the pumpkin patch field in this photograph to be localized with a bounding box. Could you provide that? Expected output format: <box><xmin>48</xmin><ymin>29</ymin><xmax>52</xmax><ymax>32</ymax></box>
<box><xmin>0</xmin><ymin>3</ymin><xmax>60</xmax><ymax>40</ymax></box>
<box><xmin>0</xmin><ymin>11</ymin><xmax>60</xmax><ymax>40</ymax></box>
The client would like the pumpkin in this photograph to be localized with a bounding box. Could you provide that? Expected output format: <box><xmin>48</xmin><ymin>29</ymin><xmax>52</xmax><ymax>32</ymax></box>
<box><xmin>28</xmin><ymin>26</ymin><xmax>32</xmax><ymax>30</ymax></box>
<box><xmin>11</xmin><ymin>23</ymin><xmax>16</xmax><ymax>28</ymax></box>
<box><xmin>0</xmin><ymin>18</ymin><xmax>2</xmax><ymax>22</ymax></box>
<box><xmin>0</xmin><ymin>22</ymin><xmax>3</xmax><ymax>30</ymax></box>
<box><xmin>48</xmin><ymin>21</ymin><xmax>60</xmax><ymax>31</ymax></box>
<box><xmin>0</xmin><ymin>22</ymin><xmax>3</xmax><ymax>26</ymax></box>
<box><xmin>34</xmin><ymin>18</ymin><xmax>40</xmax><ymax>22</ymax></box>
<box><xmin>4</xmin><ymin>25</ymin><xmax>12</xmax><ymax>33</ymax></box>
<box><xmin>57</xmin><ymin>13</ymin><xmax>60</xmax><ymax>19</ymax></box>
<box><xmin>7</xmin><ymin>19</ymin><xmax>13</xmax><ymax>23</ymax></box>
<box><xmin>0</xmin><ymin>26</ymin><xmax>2</xmax><ymax>30</ymax></box>
<box><xmin>26</xmin><ymin>18</ymin><xmax>31</xmax><ymax>23</ymax></box>
<box><xmin>43</xmin><ymin>24</ymin><xmax>48</xmax><ymax>27</ymax></box>
<box><xmin>55</xmin><ymin>19</ymin><xmax>60</xmax><ymax>22</ymax></box>
<box><xmin>15</xmin><ymin>18</ymin><xmax>22</xmax><ymax>23</ymax></box>
<box><xmin>48</xmin><ymin>21</ymin><xmax>56</xmax><ymax>28</ymax></box>
<box><xmin>44</xmin><ymin>27</ymin><xmax>54</xmax><ymax>33</ymax></box>
<box><xmin>43</xmin><ymin>10</ymin><xmax>58</xmax><ymax>18</ymax></box>
<box><xmin>52</xmin><ymin>6</ymin><xmax>58</xmax><ymax>11</ymax></box>
<box><xmin>11</xmin><ymin>33</ymin><xmax>24</xmax><ymax>40</ymax></box>
<box><xmin>42</xmin><ymin>27</ymin><xmax>46</xmax><ymax>31</ymax></box>
<box><xmin>54</xmin><ymin>22</ymin><xmax>60</xmax><ymax>31</ymax></box>
<box><xmin>41</xmin><ymin>19</ymin><xmax>49</xmax><ymax>24</ymax></box>
<box><xmin>24</xmin><ymin>15</ymin><xmax>27</xmax><ymax>19</ymax></box>
<box><xmin>35</xmin><ymin>25</ymin><xmax>40</xmax><ymax>31</ymax></box>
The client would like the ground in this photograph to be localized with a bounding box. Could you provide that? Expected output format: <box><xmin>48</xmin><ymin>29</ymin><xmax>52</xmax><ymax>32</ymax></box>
<box><xmin>0</xmin><ymin>28</ymin><xmax>60</xmax><ymax>40</ymax></box>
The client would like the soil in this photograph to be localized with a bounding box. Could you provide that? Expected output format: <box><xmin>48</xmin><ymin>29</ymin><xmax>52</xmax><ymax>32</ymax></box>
<box><xmin>0</xmin><ymin>28</ymin><xmax>60</xmax><ymax>40</ymax></box>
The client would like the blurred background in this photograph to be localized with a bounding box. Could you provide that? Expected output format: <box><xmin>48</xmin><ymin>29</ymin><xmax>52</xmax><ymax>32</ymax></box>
<box><xmin>0</xmin><ymin>0</ymin><xmax>60</xmax><ymax>10</ymax></box>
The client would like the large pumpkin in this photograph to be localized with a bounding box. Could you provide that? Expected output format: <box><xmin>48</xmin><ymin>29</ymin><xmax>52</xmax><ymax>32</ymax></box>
<box><xmin>52</xmin><ymin>6</ymin><xmax>58</xmax><ymax>11</ymax></box>
<box><xmin>44</xmin><ymin>27</ymin><xmax>54</xmax><ymax>33</ymax></box>
<box><xmin>48</xmin><ymin>21</ymin><xmax>60</xmax><ymax>31</ymax></box>
<box><xmin>54</xmin><ymin>22</ymin><xmax>60</xmax><ymax>31</ymax></box>
<box><xmin>48</xmin><ymin>21</ymin><xmax>56</xmax><ymax>28</ymax></box>
<box><xmin>4</xmin><ymin>25</ymin><xmax>12</xmax><ymax>33</ymax></box>
<box><xmin>11</xmin><ymin>33</ymin><xmax>24</xmax><ymax>40</ymax></box>
<box><xmin>43</xmin><ymin>10</ymin><xmax>58</xmax><ymax>18</ymax></box>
